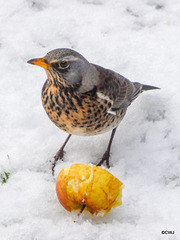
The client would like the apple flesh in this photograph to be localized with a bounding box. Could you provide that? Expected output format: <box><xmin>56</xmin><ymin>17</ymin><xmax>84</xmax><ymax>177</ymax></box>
<box><xmin>56</xmin><ymin>164</ymin><xmax>123</xmax><ymax>214</ymax></box>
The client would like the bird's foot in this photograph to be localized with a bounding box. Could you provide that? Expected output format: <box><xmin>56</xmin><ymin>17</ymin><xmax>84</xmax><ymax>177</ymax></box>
<box><xmin>55</xmin><ymin>148</ymin><xmax>65</xmax><ymax>161</ymax></box>
<box><xmin>52</xmin><ymin>149</ymin><xmax>65</xmax><ymax>176</ymax></box>
<box><xmin>96</xmin><ymin>150</ymin><xmax>110</xmax><ymax>168</ymax></box>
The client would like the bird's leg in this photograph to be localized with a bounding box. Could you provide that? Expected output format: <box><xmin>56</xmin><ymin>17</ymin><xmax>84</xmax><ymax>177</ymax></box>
<box><xmin>54</xmin><ymin>134</ymin><xmax>72</xmax><ymax>160</ymax></box>
<box><xmin>52</xmin><ymin>134</ymin><xmax>72</xmax><ymax>175</ymax></box>
<box><xmin>97</xmin><ymin>128</ymin><xmax>117</xmax><ymax>168</ymax></box>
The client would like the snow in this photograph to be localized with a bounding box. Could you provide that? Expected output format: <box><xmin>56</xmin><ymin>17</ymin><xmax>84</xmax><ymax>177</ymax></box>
<box><xmin>0</xmin><ymin>0</ymin><xmax>180</xmax><ymax>239</ymax></box>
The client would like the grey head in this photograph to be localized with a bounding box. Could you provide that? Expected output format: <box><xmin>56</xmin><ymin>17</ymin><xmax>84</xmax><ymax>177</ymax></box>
<box><xmin>45</xmin><ymin>48</ymin><xmax>99</xmax><ymax>93</ymax></box>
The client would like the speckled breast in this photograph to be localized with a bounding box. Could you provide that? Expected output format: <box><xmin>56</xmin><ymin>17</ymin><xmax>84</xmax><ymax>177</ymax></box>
<box><xmin>41</xmin><ymin>82</ymin><xmax>126</xmax><ymax>136</ymax></box>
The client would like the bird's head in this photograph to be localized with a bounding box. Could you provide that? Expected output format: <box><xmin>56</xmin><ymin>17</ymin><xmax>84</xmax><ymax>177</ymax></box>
<box><xmin>27</xmin><ymin>48</ymin><xmax>98</xmax><ymax>92</ymax></box>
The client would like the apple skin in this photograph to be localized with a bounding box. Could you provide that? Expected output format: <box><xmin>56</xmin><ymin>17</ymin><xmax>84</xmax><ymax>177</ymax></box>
<box><xmin>56</xmin><ymin>164</ymin><xmax>123</xmax><ymax>215</ymax></box>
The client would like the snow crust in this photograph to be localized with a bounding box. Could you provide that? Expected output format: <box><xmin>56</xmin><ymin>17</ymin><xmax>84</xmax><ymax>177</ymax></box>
<box><xmin>0</xmin><ymin>0</ymin><xmax>180</xmax><ymax>239</ymax></box>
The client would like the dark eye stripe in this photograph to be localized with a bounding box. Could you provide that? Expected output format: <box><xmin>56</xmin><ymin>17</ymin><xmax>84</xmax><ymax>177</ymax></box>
<box><xmin>51</xmin><ymin>62</ymin><xmax>59</xmax><ymax>69</ymax></box>
<box><xmin>58</xmin><ymin>68</ymin><xmax>69</xmax><ymax>73</ymax></box>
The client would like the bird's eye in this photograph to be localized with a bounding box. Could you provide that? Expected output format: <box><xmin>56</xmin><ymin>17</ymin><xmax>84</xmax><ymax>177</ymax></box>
<box><xmin>51</xmin><ymin>60</ymin><xmax>69</xmax><ymax>72</ymax></box>
<box><xmin>59</xmin><ymin>60</ymin><xmax>69</xmax><ymax>69</ymax></box>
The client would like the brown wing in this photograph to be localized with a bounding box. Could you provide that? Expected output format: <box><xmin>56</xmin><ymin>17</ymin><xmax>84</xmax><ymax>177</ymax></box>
<box><xmin>93</xmin><ymin>64</ymin><xmax>142</xmax><ymax>111</ymax></box>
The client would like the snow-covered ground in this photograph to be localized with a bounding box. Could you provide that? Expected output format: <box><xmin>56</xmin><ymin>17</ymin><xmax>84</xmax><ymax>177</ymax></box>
<box><xmin>0</xmin><ymin>0</ymin><xmax>180</xmax><ymax>239</ymax></box>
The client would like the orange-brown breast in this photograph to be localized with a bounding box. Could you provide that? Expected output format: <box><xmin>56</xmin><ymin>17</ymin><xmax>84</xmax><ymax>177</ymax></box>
<box><xmin>41</xmin><ymin>81</ymin><xmax>126</xmax><ymax>136</ymax></box>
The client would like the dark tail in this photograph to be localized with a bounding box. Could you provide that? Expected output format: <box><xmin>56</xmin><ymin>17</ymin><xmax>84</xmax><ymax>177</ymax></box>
<box><xmin>131</xmin><ymin>82</ymin><xmax>160</xmax><ymax>103</ymax></box>
<box><xmin>141</xmin><ymin>84</ymin><xmax>160</xmax><ymax>91</ymax></box>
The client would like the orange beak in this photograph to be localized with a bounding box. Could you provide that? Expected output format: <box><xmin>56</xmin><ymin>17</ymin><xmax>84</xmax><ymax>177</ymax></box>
<box><xmin>27</xmin><ymin>57</ymin><xmax>50</xmax><ymax>69</ymax></box>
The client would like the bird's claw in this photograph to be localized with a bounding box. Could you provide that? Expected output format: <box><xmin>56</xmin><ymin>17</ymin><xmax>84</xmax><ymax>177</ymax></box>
<box><xmin>54</xmin><ymin>149</ymin><xmax>65</xmax><ymax>161</ymax></box>
<box><xmin>96</xmin><ymin>150</ymin><xmax>110</xmax><ymax>168</ymax></box>
<box><xmin>52</xmin><ymin>149</ymin><xmax>65</xmax><ymax>176</ymax></box>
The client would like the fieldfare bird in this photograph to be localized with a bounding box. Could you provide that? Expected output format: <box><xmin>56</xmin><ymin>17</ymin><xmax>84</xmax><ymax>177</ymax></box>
<box><xmin>28</xmin><ymin>48</ymin><xmax>159</xmax><ymax>175</ymax></box>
